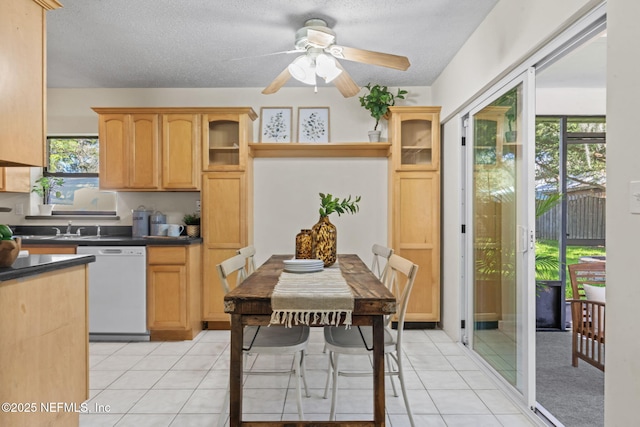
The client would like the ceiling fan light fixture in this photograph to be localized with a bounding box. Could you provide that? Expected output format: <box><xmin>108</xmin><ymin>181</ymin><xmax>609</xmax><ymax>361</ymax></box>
<box><xmin>288</xmin><ymin>55</ymin><xmax>316</xmax><ymax>85</ymax></box>
<box><xmin>315</xmin><ymin>53</ymin><xmax>342</xmax><ymax>83</ymax></box>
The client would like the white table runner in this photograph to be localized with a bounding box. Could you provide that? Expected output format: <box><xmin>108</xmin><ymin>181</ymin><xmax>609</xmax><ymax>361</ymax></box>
<box><xmin>270</xmin><ymin>265</ymin><xmax>354</xmax><ymax>328</ymax></box>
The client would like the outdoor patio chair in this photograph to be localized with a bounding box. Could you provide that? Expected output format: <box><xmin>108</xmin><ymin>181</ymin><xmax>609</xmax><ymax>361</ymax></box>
<box><xmin>568</xmin><ymin>262</ymin><xmax>605</xmax><ymax>371</ymax></box>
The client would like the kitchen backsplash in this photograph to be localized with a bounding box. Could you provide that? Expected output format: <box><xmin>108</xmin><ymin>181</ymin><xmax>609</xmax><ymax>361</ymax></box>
<box><xmin>0</xmin><ymin>191</ymin><xmax>200</xmax><ymax>227</ymax></box>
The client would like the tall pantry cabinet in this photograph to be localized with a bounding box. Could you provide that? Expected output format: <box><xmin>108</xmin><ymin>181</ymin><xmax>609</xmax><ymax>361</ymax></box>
<box><xmin>201</xmin><ymin>108</ymin><xmax>257</xmax><ymax>327</ymax></box>
<box><xmin>388</xmin><ymin>106</ymin><xmax>441</xmax><ymax>322</ymax></box>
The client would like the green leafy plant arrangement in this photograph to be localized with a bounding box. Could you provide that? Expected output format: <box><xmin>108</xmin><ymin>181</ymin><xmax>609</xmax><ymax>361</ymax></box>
<box><xmin>359</xmin><ymin>83</ymin><xmax>408</xmax><ymax>131</ymax></box>
<box><xmin>0</xmin><ymin>224</ymin><xmax>14</xmax><ymax>241</ymax></box>
<box><xmin>31</xmin><ymin>176</ymin><xmax>64</xmax><ymax>204</ymax></box>
<box><xmin>318</xmin><ymin>193</ymin><xmax>361</xmax><ymax>217</ymax></box>
<box><xmin>183</xmin><ymin>213</ymin><xmax>201</xmax><ymax>225</ymax></box>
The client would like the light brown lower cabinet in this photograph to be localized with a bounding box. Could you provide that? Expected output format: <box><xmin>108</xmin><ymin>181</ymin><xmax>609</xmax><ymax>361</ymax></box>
<box><xmin>0</xmin><ymin>265</ymin><xmax>88</xmax><ymax>427</ymax></box>
<box><xmin>147</xmin><ymin>245</ymin><xmax>202</xmax><ymax>340</ymax></box>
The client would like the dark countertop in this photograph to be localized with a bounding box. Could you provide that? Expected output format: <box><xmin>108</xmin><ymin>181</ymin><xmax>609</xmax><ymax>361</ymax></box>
<box><xmin>18</xmin><ymin>235</ymin><xmax>203</xmax><ymax>246</ymax></box>
<box><xmin>0</xmin><ymin>254</ymin><xmax>96</xmax><ymax>282</ymax></box>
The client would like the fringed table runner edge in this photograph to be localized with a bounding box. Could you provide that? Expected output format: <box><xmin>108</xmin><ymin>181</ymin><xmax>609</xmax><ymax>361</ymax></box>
<box><xmin>270</xmin><ymin>268</ymin><xmax>354</xmax><ymax>328</ymax></box>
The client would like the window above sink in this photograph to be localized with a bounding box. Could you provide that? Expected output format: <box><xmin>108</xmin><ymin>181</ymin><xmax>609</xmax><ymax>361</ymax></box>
<box><xmin>42</xmin><ymin>136</ymin><xmax>117</xmax><ymax>217</ymax></box>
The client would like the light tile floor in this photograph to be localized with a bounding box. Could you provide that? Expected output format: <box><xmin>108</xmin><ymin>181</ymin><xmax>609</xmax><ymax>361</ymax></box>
<box><xmin>80</xmin><ymin>328</ymin><xmax>541</xmax><ymax>427</ymax></box>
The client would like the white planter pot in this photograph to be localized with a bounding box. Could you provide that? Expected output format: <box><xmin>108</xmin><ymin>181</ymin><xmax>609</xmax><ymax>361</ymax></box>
<box><xmin>38</xmin><ymin>204</ymin><xmax>54</xmax><ymax>215</ymax></box>
<box><xmin>368</xmin><ymin>130</ymin><xmax>381</xmax><ymax>142</ymax></box>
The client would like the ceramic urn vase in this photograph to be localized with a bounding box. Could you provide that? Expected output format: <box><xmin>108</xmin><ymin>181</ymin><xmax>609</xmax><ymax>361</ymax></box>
<box><xmin>311</xmin><ymin>216</ymin><xmax>337</xmax><ymax>267</ymax></box>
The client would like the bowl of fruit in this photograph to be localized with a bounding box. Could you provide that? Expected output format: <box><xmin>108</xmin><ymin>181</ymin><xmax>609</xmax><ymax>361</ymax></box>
<box><xmin>0</xmin><ymin>225</ymin><xmax>21</xmax><ymax>267</ymax></box>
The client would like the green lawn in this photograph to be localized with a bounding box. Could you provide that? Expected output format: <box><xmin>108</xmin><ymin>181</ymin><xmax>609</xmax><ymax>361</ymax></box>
<box><xmin>536</xmin><ymin>239</ymin><xmax>605</xmax><ymax>298</ymax></box>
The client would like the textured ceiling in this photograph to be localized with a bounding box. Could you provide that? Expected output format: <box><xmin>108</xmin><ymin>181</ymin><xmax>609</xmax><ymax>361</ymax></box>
<box><xmin>46</xmin><ymin>0</ymin><xmax>499</xmax><ymax>90</ymax></box>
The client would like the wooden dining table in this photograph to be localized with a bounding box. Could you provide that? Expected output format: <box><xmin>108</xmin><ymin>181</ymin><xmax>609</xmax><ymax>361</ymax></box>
<box><xmin>223</xmin><ymin>254</ymin><xmax>396</xmax><ymax>426</ymax></box>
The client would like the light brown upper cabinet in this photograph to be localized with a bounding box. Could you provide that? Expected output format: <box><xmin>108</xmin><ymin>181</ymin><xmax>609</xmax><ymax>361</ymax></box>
<box><xmin>202</xmin><ymin>108</ymin><xmax>257</xmax><ymax>172</ymax></box>
<box><xmin>388</xmin><ymin>106</ymin><xmax>441</xmax><ymax>323</ymax></box>
<box><xmin>389</xmin><ymin>106</ymin><xmax>441</xmax><ymax>172</ymax></box>
<box><xmin>0</xmin><ymin>0</ymin><xmax>61</xmax><ymax>166</ymax></box>
<box><xmin>93</xmin><ymin>108</ymin><xmax>201</xmax><ymax>191</ymax></box>
<box><xmin>161</xmin><ymin>114</ymin><xmax>200</xmax><ymax>190</ymax></box>
<box><xmin>96</xmin><ymin>113</ymin><xmax>160</xmax><ymax>190</ymax></box>
<box><xmin>0</xmin><ymin>168</ymin><xmax>31</xmax><ymax>193</ymax></box>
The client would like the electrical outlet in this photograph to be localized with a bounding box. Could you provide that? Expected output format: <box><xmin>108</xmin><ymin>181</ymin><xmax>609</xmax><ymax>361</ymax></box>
<box><xmin>196</xmin><ymin>200</ymin><xmax>201</xmax><ymax>213</ymax></box>
<box><xmin>630</xmin><ymin>181</ymin><xmax>640</xmax><ymax>214</ymax></box>
<box><xmin>15</xmin><ymin>203</ymin><xmax>24</xmax><ymax>215</ymax></box>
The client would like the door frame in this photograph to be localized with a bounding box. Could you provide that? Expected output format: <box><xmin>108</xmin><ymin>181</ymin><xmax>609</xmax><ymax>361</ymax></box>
<box><xmin>456</xmin><ymin>3</ymin><xmax>606</xmax><ymax>419</ymax></box>
<box><xmin>461</xmin><ymin>68</ymin><xmax>537</xmax><ymax>409</ymax></box>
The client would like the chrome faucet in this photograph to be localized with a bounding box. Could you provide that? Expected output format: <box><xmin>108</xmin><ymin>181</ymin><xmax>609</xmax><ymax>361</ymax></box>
<box><xmin>76</xmin><ymin>227</ymin><xmax>85</xmax><ymax>236</ymax></box>
<box><xmin>66</xmin><ymin>221</ymin><xmax>72</xmax><ymax>236</ymax></box>
<box><xmin>52</xmin><ymin>227</ymin><xmax>61</xmax><ymax>236</ymax></box>
<box><xmin>96</xmin><ymin>224</ymin><xmax>101</xmax><ymax>237</ymax></box>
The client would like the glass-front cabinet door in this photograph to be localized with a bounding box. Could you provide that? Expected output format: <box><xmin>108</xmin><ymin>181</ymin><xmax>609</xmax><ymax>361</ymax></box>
<box><xmin>202</xmin><ymin>108</ymin><xmax>257</xmax><ymax>172</ymax></box>
<box><xmin>388</xmin><ymin>106</ymin><xmax>440</xmax><ymax>171</ymax></box>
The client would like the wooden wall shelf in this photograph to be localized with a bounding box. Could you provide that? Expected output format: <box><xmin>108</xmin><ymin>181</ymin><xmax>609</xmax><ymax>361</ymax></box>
<box><xmin>249</xmin><ymin>142</ymin><xmax>391</xmax><ymax>158</ymax></box>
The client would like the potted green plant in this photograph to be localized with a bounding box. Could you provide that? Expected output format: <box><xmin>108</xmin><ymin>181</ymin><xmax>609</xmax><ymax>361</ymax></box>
<box><xmin>359</xmin><ymin>83</ymin><xmax>407</xmax><ymax>142</ymax></box>
<box><xmin>312</xmin><ymin>193</ymin><xmax>361</xmax><ymax>267</ymax></box>
<box><xmin>183</xmin><ymin>213</ymin><xmax>201</xmax><ymax>237</ymax></box>
<box><xmin>495</xmin><ymin>89</ymin><xmax>518</xmax><ymax>142</ymax></box>
<box><xmin>31</xmin><ymin>176</ymin><xmax>64</xmax><ymax>215</ymax></box>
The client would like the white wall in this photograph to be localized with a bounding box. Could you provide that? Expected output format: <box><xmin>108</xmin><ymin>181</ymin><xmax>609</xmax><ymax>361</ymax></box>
<box><xmin>432</xmin><ymin>0</ymin><xmax>598</xmax><ymax>119</ymax></box>
<box><xmin>0</xmin><ymin>86</ymin><xmax>429</xmax><ymax>228</ymax></box>
<box><xmin>431</xmin><ymin>0</ymin><xmax>600</xmax><ymax>340</ymax></box>
<box><xmin>605</xmin><ymin>0</ymin><xmax>640</xmax><ymax>424</ymax></box>
<box><xmin>536</xmin><ymin>87</ymin><xmax>606</xmax><ymax>115</ymax></box>
<box><xmin>253</xmin><ymin>158</ymin><xmax>387</xmax><ymax>267</ymax></box>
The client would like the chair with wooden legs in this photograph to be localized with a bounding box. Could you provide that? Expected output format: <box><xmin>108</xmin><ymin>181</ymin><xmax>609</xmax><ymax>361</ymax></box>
<box><xmin>323</xmin><ymin>254</ymin><xmax>418</xmax><ymax>426</ymax></box>
<box><xmin>216</xmin><ymin>254</ymin><xmax>310</xmax><ymax>425</ymax></box>
<box><xmin>371</xmin><ymin>243</ymin><xmax>394</xmax><ymax>280</ymax></box>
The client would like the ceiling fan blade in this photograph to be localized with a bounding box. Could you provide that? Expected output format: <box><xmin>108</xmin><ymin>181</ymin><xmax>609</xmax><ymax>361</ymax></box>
<box><xmin>307</xmin><ymin>28</ymin><xmax>335</xmax><ymax>48</ymax></box>
<box><xmin>262</xmin><ymin>67</ymin><xmax>291</xmax><ymax>95</ymax></box>
<box><xmin>329</xmin><ymin>45</ymin><xmax>410</xmax><ymax>71</ymax></box>
<box><xmin>333</xmin><ymin>62</ymin><xmax>360</xmax><ymax>98</ymax></box>
<box><xmin>230</xmin><ymin>49</ymin><xmax>301</xmax><ymax>61</ymax></box>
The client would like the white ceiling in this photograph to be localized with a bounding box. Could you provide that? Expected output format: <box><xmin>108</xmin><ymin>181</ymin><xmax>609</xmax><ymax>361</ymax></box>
<box><xmin>46</xmin><ymin>0</ymin><xmax>499</xmax><ymax>90</ymax></box>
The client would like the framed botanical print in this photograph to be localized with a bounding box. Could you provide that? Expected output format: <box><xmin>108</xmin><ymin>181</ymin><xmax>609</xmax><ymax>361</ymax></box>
<box><xmin>260</xmin><ymin>107</ymin><xmax>293</xmax><ymax>142</ymax></box>
<box><xmin>297</xmin><ymin>107</ymin><xmax>330</xmax><ymax>143</ymax></box>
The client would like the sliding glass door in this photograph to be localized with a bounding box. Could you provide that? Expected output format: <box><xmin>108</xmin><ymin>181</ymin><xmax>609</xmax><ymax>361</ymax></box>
<box><xmin>464</xmin><ymin>70</ymin><xmax>536</xmax><ymax>406</ymax></box>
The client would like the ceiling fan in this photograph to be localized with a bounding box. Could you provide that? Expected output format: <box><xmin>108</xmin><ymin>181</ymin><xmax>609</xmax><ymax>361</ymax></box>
<box><xmin>262</xmin><ymin>18</ymin><xmax>410</xmax><ymax>98</ymax></box>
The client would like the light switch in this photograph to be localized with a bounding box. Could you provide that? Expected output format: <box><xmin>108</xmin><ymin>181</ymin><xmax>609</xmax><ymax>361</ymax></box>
<box><xmin>630</xmin><ymin>181</ymin><xmax>640</xmax><ymax>214</ymax></box>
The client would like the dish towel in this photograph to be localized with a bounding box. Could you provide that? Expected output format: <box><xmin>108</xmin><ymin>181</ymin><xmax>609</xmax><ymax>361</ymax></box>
<box><xmin>270</xmin><ymin>266</ymin><xmax>354</xmax><ymax>328</ymax></box>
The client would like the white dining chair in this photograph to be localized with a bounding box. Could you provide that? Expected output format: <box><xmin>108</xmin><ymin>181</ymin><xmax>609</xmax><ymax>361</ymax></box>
<box><xmin>323</xmin><ymin>254</ymin><xmax>418</xmax><ymax>426</ymax></box>
<box><xmin>237</xmin><ymin>245</ymin><xmax>256</xmax><ymax>276</ymax></box>
<box><xmin>216</xmin><ymin>253</ymin><xmax>310</xmax><ymax>425</ymax></box>
<box><xmin>371</xmin><ymin>243</ymin><xmax>394</xmax><ymax>280</ymax></box>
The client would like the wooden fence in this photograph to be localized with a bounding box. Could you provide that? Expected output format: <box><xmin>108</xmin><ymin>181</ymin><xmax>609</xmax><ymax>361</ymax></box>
<box><xmin>536</xmin><ymin>194</ymin><xmax>606</xmax><ymax>243</ymax></box>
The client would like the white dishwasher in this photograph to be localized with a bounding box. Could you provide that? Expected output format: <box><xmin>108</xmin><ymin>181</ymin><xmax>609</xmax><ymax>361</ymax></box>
<box><xmin>77</xmin><ymin>246</ymin><xmax>149</xmax><ymax>341</ymax></box>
